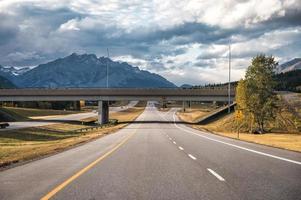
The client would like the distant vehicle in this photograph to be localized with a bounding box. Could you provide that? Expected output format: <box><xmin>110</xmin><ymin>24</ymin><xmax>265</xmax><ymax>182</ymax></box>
<box><xmin>0</xmin><ymin>122</ymin><xmax>9</xmax><ymax>129</ymax></box>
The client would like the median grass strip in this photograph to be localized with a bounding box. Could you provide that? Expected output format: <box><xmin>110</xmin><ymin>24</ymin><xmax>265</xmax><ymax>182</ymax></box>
<box><xmin>0</xmin><ymin>103</ymin><xmax>146</xmax><ymax>168</ymax></box>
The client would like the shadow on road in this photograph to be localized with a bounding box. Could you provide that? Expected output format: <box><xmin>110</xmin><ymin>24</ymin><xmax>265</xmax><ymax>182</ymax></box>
<box><xmin>118</xmin><ymin>120</ymin><xmax>194</xmax><ymax>125</ymax></box>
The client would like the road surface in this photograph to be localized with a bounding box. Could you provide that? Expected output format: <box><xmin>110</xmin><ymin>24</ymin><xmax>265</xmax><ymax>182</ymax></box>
<box><xmin>0</xmin><ymin>102</ymin><xmax>300</xmax><ymax>200</ymax></box>
<box><xmin>0</xmin><ymin>101</ymin><xmax>138</xmax><ymax>131</ymax></box>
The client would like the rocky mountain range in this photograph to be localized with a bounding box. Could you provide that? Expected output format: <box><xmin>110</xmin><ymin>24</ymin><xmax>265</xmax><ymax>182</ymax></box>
<box><xmin>0</xmin><ymin>75</ymin><xmax>15</xmax><ymax>89</ymax></box>
<box><xmin>277</xmin><ymin>58</ymin><xmax>301</xmax><ymax>73</ymax></box>
<box><xmin>0</xmin><ymin>65</ymin><xmax>34</xmax><ymax>78</ymax></box>
<box><xmin>0</xmin><ymin>53</ymin><xmax>176</xmax><ymax>88</ymax></box>
<box><xmin>0</xmin><ymin>56</ymin><xmax>300</xmax><ymax>89</ymax></box>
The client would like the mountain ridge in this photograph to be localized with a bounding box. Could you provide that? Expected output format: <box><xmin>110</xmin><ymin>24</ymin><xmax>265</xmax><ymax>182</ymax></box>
<box><xmin>0</xmin><ymin>75</ymin><xmax>16</xmax><ymax>88</ymax></box>
<box><xmin>277</xmin><ymin>58</ymin><xmax>301</xmax><ymax>73</ymax></box>
<box><xmin>4</xmin><ymin>53</ymin><xmax>176</xmax><ymax>88</ymax></box>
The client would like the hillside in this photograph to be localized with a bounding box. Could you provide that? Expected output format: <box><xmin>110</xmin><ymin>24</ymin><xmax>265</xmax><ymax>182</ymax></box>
<box><xmin>0</xmin><ymin>75</ymin><xmax>16</xmax><ymax>88</ymax></box>
<box><xmin>275</xmin><ymin>70</ymin><xmax>301</xmax><ymax>92</ymax></box>
<box><xmin>277</xmin><ymin>58</ymin><xmax>301</xmax><ymax>73</ymax></box>
<box><xmin>10</xmin><ymin>53</ymin><xmax>176</xmax><ymax>88</ymax></box>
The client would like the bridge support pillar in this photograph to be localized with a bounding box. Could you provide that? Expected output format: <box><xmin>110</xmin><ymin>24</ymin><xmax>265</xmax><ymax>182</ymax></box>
<box><xmin>98</xmin><ymin>101</ymin><xmax>109</xmax><ymax>124</ymax></box>
<box><xmin>162</xmin><ymin>100</ymin><xmax>167</xmax><ymax>108</ymax></box>
<box><xmin>182</xmin><ymin>101</ymin><xmax>186</xmax><ymax>112</ymax></box>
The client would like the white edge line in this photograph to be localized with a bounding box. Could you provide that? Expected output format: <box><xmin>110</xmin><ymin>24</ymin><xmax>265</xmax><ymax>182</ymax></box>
<box><xmin>207</xmin><ymin>168</ymin><xmax>225</xmax><ymax>181</ymax></box>
<box><xmin>179</xmin><ymin>146</ymin><xmax>184</xmax><ymax>150</ymax></box>
<box><xmin>173</xmin><ymin>141</ymin><xmax>176</xmax><ymax>144</ymax></box>
<box><xmin>188</xmin><ymin>154</ymin><xmax>197</xmax><ymax>160</ymax></box>
<box><xmin>173</xmin><ymin>112</ymin><xmax>301</xmax><ymax>166</ymax></box>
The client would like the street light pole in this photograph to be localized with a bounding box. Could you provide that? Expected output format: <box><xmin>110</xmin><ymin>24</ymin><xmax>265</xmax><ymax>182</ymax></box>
<box><xmin>106</xmin><ymin>48</ymin><xmax>110</xmax><ymax>88</ymax></box>
<box><xmin>228</xmin><ymin>41</ymin><xmax>231</xmax><ymax>113</ymax></box>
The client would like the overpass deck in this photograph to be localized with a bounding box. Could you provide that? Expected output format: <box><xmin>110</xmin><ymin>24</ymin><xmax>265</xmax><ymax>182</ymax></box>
<box><xmin>0</xmin><ymin>88</ymin><xmax>235</xmax><ymax>102</ymax></box>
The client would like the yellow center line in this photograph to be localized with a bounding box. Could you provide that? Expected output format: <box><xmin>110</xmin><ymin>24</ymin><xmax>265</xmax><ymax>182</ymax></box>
<box><xmin>40</xmin><ymin>131</ymin><xmax>136</xmax><ymax>200</ymax></box>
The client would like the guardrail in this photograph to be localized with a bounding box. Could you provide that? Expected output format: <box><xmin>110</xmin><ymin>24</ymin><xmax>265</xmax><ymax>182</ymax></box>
<box><xmin>75</xmin><ymin>119</ymin><xmax>118</xmax><ymax>133</ymax></box>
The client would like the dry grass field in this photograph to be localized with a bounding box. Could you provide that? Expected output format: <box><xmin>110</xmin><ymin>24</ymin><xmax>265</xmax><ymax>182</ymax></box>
<box><xmin>177</xmin><ymin>109</ymin><xmax>211</xmax><ymax>123</ymax></box>
<box><xmin>178</xmin><ymin>107</ymin><xmax>301</xmax><ymax>152</ymax></box>
<box><xmin>4</xmin><ymin>106</ymin><xmax>81</xmax><ymax>117</ymax></box>
<box><xmin>0</xmin><ymin>102</ymin><xmax>146</xmax><ymax>168</ymax></box>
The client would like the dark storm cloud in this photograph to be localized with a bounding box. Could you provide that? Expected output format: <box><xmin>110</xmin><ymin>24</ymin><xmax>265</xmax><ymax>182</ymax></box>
<box><xmin>0</xmin><ymin>6</ymin><xmax>82</xmax><ymax>66</ymax></box>
<box><xmin>263</xmin><ymin>8</ymin><xmax>301</xmax><ymax>28</ymax></box>
<box><xmin>195</xmin><ymin>9</ymin><xmax>301</xmax><ymax>62</ymax></box>
<box><xmin>19</xmin><ymin>6</ymin><xmax>82</xmax><ymax>29</ymax></box>
<box><xmin>148</xmin><ymin>61</ymin><xmax>166</xmax><ymax>70</ymax></box>
<box><xmin>197</xmin><ymin>52</ymin><xmax>222</xmax><ymax>60</ymax></box>
<box><xmin>194</xmin><ymin>59</ymin><xmax>216</xmax><ymax>68</ymax></box>
<box><xmin>0</xmin><ymin>14</ymin><xmax>19</xmax><ymax>45</ymax></box>
<box><xmin>0</xmin><ymin>0</ymin><xmax>300</xmax><ymax>85</ymax></box>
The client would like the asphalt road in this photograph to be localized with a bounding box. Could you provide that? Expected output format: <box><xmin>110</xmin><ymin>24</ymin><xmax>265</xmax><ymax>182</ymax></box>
<box><xmin>0</xmin><ymin>102</ymin><xmax>300</xmax><ymax>200</ymax></box>
<box><xmin>0</xmin><ymin>101</ymin><xmax>138</xmax><ymax>131</ymax></box>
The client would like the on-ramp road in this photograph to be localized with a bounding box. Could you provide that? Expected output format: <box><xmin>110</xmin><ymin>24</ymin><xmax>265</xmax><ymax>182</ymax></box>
<box><xmin>1</xmin><ymin>101</ymin><xmax>138</xmax><ymax>131</ymax></box>
<box><xmin>0</xmin><ymin>102</ymin><xmax>300</xmax><ymax>200</ymax></box>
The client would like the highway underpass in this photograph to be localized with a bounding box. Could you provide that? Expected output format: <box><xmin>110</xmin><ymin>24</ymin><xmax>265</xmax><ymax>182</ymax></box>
<box><xmin>0</xmin><ymin>102</ymin><xmax>300</xmax><ymax>200</ymax></box>
<box><xmin>0</xmin><ymin>88</ymin><xmax>235</xmax><ymax>124</ymax></box>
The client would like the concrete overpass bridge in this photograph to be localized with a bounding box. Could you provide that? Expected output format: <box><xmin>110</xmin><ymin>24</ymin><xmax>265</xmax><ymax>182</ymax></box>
<box><xmin>0</xmin><ymin>88</ymin><xmax>235</xmax><ymax>124</ymax></box>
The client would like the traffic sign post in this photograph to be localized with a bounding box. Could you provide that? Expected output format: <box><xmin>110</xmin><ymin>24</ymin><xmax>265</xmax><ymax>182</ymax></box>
<box><xmin>235</xmin><ymin>110</ymin><xmax>244</xmax><ymax>139</ymax></box>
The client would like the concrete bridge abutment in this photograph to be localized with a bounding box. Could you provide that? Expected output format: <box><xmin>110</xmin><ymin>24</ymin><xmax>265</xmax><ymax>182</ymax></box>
<box><xmin>98</xmin><ymin>101</ymin><xmax>109</xmax><ymax>124</ymax></box>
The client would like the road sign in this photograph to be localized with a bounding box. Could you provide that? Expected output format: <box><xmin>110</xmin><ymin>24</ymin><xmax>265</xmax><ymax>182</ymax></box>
<box><xmin>235</xmin><ymin>110</ymin><xmax>243</xmax><ymax>120</ymax></box>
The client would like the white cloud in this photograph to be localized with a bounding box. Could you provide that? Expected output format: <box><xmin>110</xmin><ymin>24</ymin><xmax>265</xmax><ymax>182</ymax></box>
<box><xmin>0</xmin><ymin>0</ymin><xmax>300</xmax><ymax>85</ymax></box>
<box><xmin>2</xmin><ymin>0</ymin><xmax>299</xmax><ymax>30</ymax></box>
<box><xmin>113</xmin><ymin>55</ymin><xmax>149</xmax><ymax>70</ymax></box>
<box><xmin>59</xmin><ymin>18</ymin><xmax>80</xmax><ymax>31</ymax></box>
<box><xmin>4</xmin><ymin>51</ymin><xmax>44</xmax><ymax>65</ymax></box>
<box><xmin>231</xmin><ymin>27</ymin><xmax>301</xmax><ymax>58</ymax></box>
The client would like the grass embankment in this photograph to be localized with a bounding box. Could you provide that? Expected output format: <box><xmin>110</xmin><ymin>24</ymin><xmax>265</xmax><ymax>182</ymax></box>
<box><xmin>3</xmin><ymin>106</ymin><xmax>81</xmax><ymax>118</ymax></box>
<box><xmin>280</xmin><ymin>92</ymin><xmax>301</xmax><ymax>117</ymax></box>
<box><xmin>178</xmin><ymin>103</ymin><xmax>301</xmax><ymax>152</ymax></box>
<box><xmin>157</xmin><ymin>101</ymin><xmax>217</xmax><ymax>114</ymax></box>
<box><xmin>177</xmin><ymin>108</ymin><xmax>212</xmax><ymax>123</ymax></box>
<box><xmin>0</xmin><ymin>102</ymin><xmax>146</xmax><ymax>168</ymax></box>
<box><xmin>0</xmin><ymin>107</ymin><xmax>29</xmax><ymax>121</ymax></box>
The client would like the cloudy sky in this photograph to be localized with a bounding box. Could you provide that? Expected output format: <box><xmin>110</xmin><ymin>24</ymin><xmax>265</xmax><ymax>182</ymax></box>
<box><xmin>0</xmin><ymin>0</ymin><xmax>300</xmax><ymax>86</ymax></box>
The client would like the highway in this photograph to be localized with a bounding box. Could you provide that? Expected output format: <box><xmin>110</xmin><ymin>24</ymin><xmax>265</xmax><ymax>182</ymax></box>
<box><xmin>0</xmin><ymin>101</ymin><xmax>138</xmax><ymax>131</ymax></box>
<box><xmin>0</xmin><ymin>102</ymin><xmax>300</xmax><ymax>200</ymax></box>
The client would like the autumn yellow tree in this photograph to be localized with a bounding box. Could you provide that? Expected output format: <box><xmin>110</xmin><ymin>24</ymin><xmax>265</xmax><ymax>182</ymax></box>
<box><xmin>235</xmin><ymin>55</ymin><xmax>278</xmax><ymax>133</ymax></box>
<box><xmin>236</xmin><ymin>79</ymin><xmax>247</xmax><ymax>113</ymax></box>
<box><xmin>235</xmin><ymin>79</ymin><xmax>254</xmax><ymax>132</ymax></box>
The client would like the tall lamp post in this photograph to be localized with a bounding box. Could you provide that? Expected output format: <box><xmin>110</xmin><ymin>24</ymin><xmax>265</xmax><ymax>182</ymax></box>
<box><xmin>228</xmin><ymin>42</ymin><xmax>231</xmax><ymax>113</ymax></box>
<box><xmin>106</xmin><ymin>48</ymin><xmax>110</xmax><ymax>88</ymax></box>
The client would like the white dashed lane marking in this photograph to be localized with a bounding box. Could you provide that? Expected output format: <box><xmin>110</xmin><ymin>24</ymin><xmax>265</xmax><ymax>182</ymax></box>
<box><xmin>188</xmin><ymin>154</ymin><xmax>197</xmax><ymax>160</ymax></box>
<box><xmin>172</xmin><ymin>112</ymin><xmax>301</xmax><ymax>166</ymax></box>
<box><xmin>207</xmin><ymin>168</ymin><xmax>225</xmax><ymax>181</ymax></box>
<box><xmin>163</xmin><ymin>114</ymin><xmax>227</xmax><ymax>183</ymax></box>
